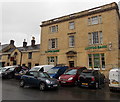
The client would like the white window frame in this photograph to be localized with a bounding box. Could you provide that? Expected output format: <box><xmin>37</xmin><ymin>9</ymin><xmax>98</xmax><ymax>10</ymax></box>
<box><xmin>69</xmin><ymin>36</ymin><xmax>75</xmax><ymax>47</ymax></box>
<box><xmin>69</xmin><ymin>22</ymin><xmax>75</xmax><ymax>29</ymax></box>
<box><xmin>88</xmin><ymin>31</ymin><xmax>103</xmax><ymax>45</ymax></box>
<box><xmin>50</xmin><ymin>25</ymin><xmax>58</xmax><ymax>33</ymax></box>
<box><xmin>48</xmin><ymin>38</ymin><xmax>58</xmax><ymax>49</ymax></box>
<box><xmin>88</xmin><ymin>53</ymin><xmax>105</xmax><ymax>70</ymax></box>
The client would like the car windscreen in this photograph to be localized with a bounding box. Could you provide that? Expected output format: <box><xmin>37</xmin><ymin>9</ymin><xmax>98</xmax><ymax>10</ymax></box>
<box><xmin>81</xmin><ymin>72</ymin><xmax>93</xmax><ymax>76</ymax></box>
<box><xmin>39</xmin><ymin>72</ymin><xmax>50</xmax><ymax>78</ymax></box>
<box><xmin>47</xmin><ymin>69</ymin><xmax>59</xmax><ymax>74</ymax></box>
<box><xmin>30</xmin><ymin>67</ymin><xmax>40</xmax><ymax>71</ymax></box>
<box><xmin>2</xmin><ymin>68</ymin><xmax>8</xmax><ymax>72</ymax></box>
<box><xmin>8</xmin><ymin>67</ymin><xmax>15</xmax><ymax>71</ymax></box>
<box><xmin>64</xmin><ymin>69</ymin><xmax>77</xmax><ymax>75</ymax></box>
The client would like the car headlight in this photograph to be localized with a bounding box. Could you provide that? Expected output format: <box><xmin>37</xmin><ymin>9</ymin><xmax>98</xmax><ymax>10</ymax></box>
<box><xmin>68</xmin><ymin>77</ymin><xmax>73</xmax><ymax>81</ymax></box>
<box><xmin>58</xmin><ymin>77</ymin><xmax>61</xmax><ymax>80</ymax></box>
<box><xmin>46</xmin><ymin>79</ymin><xmax>51</xmax><ymax>84</ymax></box>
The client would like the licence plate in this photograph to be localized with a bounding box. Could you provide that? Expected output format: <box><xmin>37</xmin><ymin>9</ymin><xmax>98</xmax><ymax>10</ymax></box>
<box><xmin>112</xmin><ymin>82</ymin><xmax>119</xmax><ymax>84</ymax></box>
<box><xmin>82</xmin><ymin>83</ymin><xmax>88</xmax><ymax>86</ymax></box>
<box><xmin>61</xmin><ymin>81</ymin><xmax>66</xmax><ymax>83</ymax></box>
<box><xmin>53</xmin><ymin>84</ymin><xmax>58</xmax><ymax>87</ymax></box>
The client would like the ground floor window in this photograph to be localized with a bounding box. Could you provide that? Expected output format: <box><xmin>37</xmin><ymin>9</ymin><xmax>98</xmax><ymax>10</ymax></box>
<box><xmin>47</xmin><ymin>56</ymin><xmax>57</xmax><ymax>65</ymax></box>
<box><xmin>88</xmin><ymin>53</ymin><xmax>105</xmax><ymax>70</ymax></box>
<box><xmin>28</xmin><ymin>62</ymin><xmax>31</xmax><ymax>69</ymax></box>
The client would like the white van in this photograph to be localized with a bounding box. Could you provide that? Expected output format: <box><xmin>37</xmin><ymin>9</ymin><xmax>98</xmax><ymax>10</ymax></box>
<box><xmin>30</xmin><ymin>65</ymin><xmax>54</xmax><ymax>72</ymax></box>
<box><xmin>109</xmin><ymin>68</ymin><xmax>120</xmax><ymax>91</ymax></box>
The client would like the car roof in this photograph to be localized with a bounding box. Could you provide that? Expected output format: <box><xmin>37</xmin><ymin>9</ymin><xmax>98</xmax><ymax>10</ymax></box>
<box><xmin>82</xmin><ymin>69</ymin><xmax>96</xmax><ymax>73</ymax></box>
<box><xmin>68</xmin><ymin>67</ymin><xmax>86</xmax><ymax>69</ymax></box>
<box><xmin>110</xmin><ymin>68</ymin><xmax>120</xmax><ymax>72</ymax></box>
<box><xmin>32</xmin><ymin>65</ymin><xmax>54</xmax><ymax>68</ymax></box>
<box><xmin>52</xmin><ymin>66</ymin><xmax>68</xmax><ymax>69</ymax></box>
<box><xmin>3</xmin><ymin>66</ymin><xmax>17</xmax><ymax>68</ymax></box>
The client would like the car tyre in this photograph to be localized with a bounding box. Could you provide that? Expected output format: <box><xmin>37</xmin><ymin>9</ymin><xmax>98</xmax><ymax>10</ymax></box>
<box><xmin>95</xmin><ymin>82</ymin><xmax>99</xmax><ymax>89</ymax></box>
<box><xmin>39</xmin><ymin>82</ymin><xmax>46</xmax><ymax>91</ymax></box>
<box><xmin>20</xmin><ymin>80</ymin><xmax>25</xmax><ymax>87</ymax></box>
<box><xmin>8</xmin><ymin>74</ymin><xmax>13</xmax><ymax>79</ymax></box>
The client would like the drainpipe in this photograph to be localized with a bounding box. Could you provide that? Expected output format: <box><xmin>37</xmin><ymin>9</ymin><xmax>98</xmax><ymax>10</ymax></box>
<box><xmin>20</xmin><ymin>51</ymin><xmax>22</xmax><ymax>66</ymax></box>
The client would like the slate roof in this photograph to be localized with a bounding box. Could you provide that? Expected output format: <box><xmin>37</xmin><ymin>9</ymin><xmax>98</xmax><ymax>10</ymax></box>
<box><xmin>17</xmin><ymin>44</ymin><xmax>40</xmax><ymax>51</ymax></box>
<box><xmin>4</xmin><ymin>48</ymin><xmax>16</xmax><ymax>53</ymax></box>
<box><xmin>0</xmin><ymin>44</ymin><xmax>9</xmax><ymax>51</ymax></box>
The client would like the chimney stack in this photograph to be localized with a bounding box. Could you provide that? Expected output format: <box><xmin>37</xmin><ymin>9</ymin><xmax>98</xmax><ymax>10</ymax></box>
<box><xmin>31</xmin><ymin>37</ymin><xmax>35</xmax><ymax>47</ymax></box>
<box><xmin>10</xmin><ymin>40</ymin><xmax>14</xmax><ymax>45</ymax></box>
<box><xmin>23</xmin><ymin>39</ymin><xmax>27</xmax><ymax>47</ymax></box>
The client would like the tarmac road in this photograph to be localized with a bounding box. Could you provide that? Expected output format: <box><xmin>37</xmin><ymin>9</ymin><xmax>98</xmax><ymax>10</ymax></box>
<box><xmin>2</xmin><ymin>79</ymin><xmax>120</xmax><ymax>100</ymax></box>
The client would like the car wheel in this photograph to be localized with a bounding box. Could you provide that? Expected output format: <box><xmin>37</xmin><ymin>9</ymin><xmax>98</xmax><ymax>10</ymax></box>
<box><xmin>95</xmin><ymin>82</ymin><xmax>99</xmax><ymax>89</ymax></box>
<box><xmin>75</xmin><ymin>81</ymin><xmax>78</xmax><ymax>86</ymax></box>
<box><xmin>20</xmin><ymin>80</ymin><xmax>25</xmax><ymax>87</ymax></box>
<box><xmin>8</xmin><ymin>74</ymin><xmax>13</xmax><ymax>79</ymax></box>
<box><xmin>39</xmin><ymin>82</ymin><xmax>46</xmax><ymax>91</ymax></box>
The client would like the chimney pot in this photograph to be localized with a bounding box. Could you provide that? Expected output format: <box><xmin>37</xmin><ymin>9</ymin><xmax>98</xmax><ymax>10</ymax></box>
<box><xmin>10</xmin><ymin>40</ymin><xmax>14</xmax><ymax>45</ymax></box>
<box><xmin>31</xmin><ymin>37</ymin><xmax>35</xmax><ymax>46</ymax></box>
<box><xmin>23</xmin><ymin>39</ymin><xmax>27</xmax><ymax>47</ymax></box>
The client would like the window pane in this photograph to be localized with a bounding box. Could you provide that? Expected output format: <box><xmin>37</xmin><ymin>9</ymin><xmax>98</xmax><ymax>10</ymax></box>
<box><xmin>88</xmin><ymin>33</ymin><xmax>92</xmax><ymax>44</ymax></box>
<box><xmin>88</xmin><ymin>18</ymin><xmax>91</xmax><ymax>25</ymax></box>
<box><xmin>92</xmin><ymin>32</ymin><xmax>99</xmax><ymax>44</ymax></box>
<box><xmin>93</xmin><ymin>54</ymin><xmax>100</xmax><ymax>68</ymax></box>
<box><xmin>69</xmin><ymin>36</ymin><xmax>74</xmax><ymax>47</ymax></box>
<box><xmin>99</xmin><ymin>15</ymin><xmax>102</xmax><ymax>24</ymax></box>
<box><xmin>28</xmin><ymin>52</ymin><xmax>32</xmax><ymax>59</ymax></box>
<box><xmin>69</xmin><ymin>22</ymin><xmax>75</xmax><ymax>29</ymax></box>
<box><xmin>99</xmin><ymin>31</ymin><xmax>103</xmax><ymax>44</ymax></box>
<box><xmin>91</xmin><ymin>16</ymin><xmax>98</xmax><ymax>25</ymax></box>
<box><xmin>101</xmin><ymin>54</ymin><xmax>105</xmax><ymax>68</ymax></box>
<box><xmin>50</xmin><ymin>25</ymin><xmax>58</xmax><ymax>33</ymax></box>
<box><xmin>88</xmin><ymin>54</ymin><xmax>92</xmax><ymax>68</ymax></box>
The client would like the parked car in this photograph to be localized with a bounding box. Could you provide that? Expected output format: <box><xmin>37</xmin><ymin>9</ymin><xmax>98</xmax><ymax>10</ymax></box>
<box><xmin>47</xmin><ymin>66</ymin><xmax>68</xmax><ymax>79</ymax></box>
<box><xmin>1</xmin><ymin>65</ymin><xmax>18</xmax><ymax>79</ymax></box>
<box><xmin>20</xmin><ymin>71</ymin><xmax>59</xmax><ymax>91</ymax></box>
<box><xmin>78</xmin><ymin>69</ymin><xmax>105</xmax><ymax>89</ymax></box>
<box><xmin>30</xmin><ymin>65</ymin><xmax>54</xmax><ymax>72</ymax></box>
<box><xmin>109</xmin><ymin>68</ymin><xmax>120</xmax><ymax>91</ymax></box>
<box><xmin>59</xmin><ymin>67</ymin><xmax>87</xmax><ymax>86</ymax></box>
<box><xmin>14</xmin><ymin>66</ymin><xmax>30</xmax><ymax>79</ymax></box>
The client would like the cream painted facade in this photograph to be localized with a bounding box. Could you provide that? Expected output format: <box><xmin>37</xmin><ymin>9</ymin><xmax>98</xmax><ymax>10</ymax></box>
<box><xmin>21</xmin><ymin>50</ymin><xmax>40</xmax><ymax>68</ymax></box>
<box><xmin>0</xmin><ymin>39</ymin><xmax>40</xmax><ymax>68</ymax></box>
<box><xmin>40</xmin><ymin>2</ymin><xmax>120</xmax><ymax>77</ymax></box>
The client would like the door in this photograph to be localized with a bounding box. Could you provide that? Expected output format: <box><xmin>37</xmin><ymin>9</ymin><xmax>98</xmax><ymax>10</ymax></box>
<box><xmin>69</xmin><ymin>61</ymin><xmax>74</xmax><ymax>67</ymax></box>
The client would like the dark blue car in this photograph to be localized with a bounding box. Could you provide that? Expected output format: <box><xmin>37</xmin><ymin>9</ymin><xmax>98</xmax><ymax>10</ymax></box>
<box><xmin>20</xmin><ymin>71</ymin><xmax>59</xmax><ymax>91</ymax></box>
<box><xmin>47</xmin><ymin>66</ymin><xmax>68</xmax><ymax>79</ymax></box>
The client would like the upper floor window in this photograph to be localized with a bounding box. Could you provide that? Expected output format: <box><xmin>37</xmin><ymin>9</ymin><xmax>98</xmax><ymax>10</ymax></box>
<box><xmin>69</xmin><ymin>36</ymin><xmax>75</xmax><ymax>47</ymax></box>
<box><xmin>88</xmin><ymin>31</ymin><xmax>103</xmax><ymax>45</ymax></box>
<box><xmin>28</xmin><ymin>52</ymin><xmax>32</xmax><ymax>59</ymax></box>
<box><xmin>48</xmin><ymin>38</ymin><xmax>58</xmax><ymax>49</ymax></box>
<box><xmin>49</xmin><ymin>25</ymin><xmax>58</xmax><ymax>33</ymax></box>
<box><xmin>69</xmin><ymin>22</ymin><xmax>75</xmax><ymax>29</ymax></box>
<box><xmin>88</xmin><ymin>15</ymin><xmax>102</xmax><ymax>25</ymax></box>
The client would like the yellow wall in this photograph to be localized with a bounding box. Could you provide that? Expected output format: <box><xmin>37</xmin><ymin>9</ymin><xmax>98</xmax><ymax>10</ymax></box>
<box><xmin>40</xmin><ymin>3</ymin><xmax>120</xmax><ymax>77</ymax></box>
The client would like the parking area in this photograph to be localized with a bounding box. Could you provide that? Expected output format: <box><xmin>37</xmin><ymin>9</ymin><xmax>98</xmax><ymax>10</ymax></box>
<box><xmin>2</xmin><ymin>79</ymin><xmax>120</xmax><ymax>100</ymax></box>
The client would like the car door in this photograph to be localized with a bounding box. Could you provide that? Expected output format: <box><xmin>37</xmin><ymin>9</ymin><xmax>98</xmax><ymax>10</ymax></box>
<box><xmin>28</xmin><ymin>71</ymin><xmax>39</xmax><ymax>86</ymax></box>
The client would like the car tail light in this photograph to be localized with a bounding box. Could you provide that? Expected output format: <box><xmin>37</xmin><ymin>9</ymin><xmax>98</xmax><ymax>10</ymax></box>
<box><xmin>91</xmin><ymin>77</ymin><xmax>95</xmax><ymax>81</ymax></box>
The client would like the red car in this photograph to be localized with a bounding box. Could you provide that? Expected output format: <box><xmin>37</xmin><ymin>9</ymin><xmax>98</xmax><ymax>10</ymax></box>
<box><xmin>59</xmin><ymin>67</ymin><xmax>87</xmax><ymax>86</ymax></box>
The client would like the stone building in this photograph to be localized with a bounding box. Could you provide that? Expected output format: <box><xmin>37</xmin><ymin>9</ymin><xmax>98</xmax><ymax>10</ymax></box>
<box><xmin>17</xmin><ymin>37</ymin><xmax>40</xmax><ymax>68</ymax></box>
<box><xmin>0</xmin><ymin>37</ymin><xmax>40</xmax><ymax>68</ymax></box>
<box><xmin>40</xmin><ymin>2</ymin><xmax>120</xmax><ymax>76</ymax></box>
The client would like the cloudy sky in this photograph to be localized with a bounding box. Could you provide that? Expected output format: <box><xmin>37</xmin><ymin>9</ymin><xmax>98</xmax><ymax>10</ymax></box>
<box><xmin>1</xmin><ymin>0</ymin><xmax>120</xmax><ymax>47</ymax></box>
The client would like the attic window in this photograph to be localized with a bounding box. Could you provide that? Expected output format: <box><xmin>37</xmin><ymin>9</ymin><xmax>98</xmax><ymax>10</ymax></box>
<box><xmin>14</xmin><ymin>52</ymin><xmax>18</xmax><ymax>56</ymax></box>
